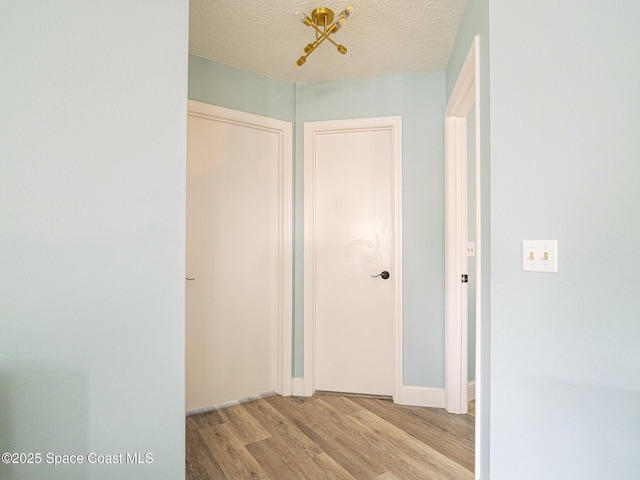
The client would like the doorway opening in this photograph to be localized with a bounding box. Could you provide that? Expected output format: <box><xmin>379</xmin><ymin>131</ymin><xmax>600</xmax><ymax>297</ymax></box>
<box><xmin>444</xmin><ymin>36</ymin><xmax>484</xmax><ymax>478</ymax></box>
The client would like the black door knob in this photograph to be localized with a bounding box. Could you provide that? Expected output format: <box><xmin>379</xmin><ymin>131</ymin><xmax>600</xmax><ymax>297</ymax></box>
<box><xmin>372</xmin><ymin>271</ymin><xmax>390</xmax><ymax>280</ymax></box>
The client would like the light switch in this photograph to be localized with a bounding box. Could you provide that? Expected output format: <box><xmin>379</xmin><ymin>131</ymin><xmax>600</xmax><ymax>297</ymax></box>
<box><xmin>467</xmin><ymin>242</ymin><xmax>476</xmax><ymax>257</ymax></box>
<box><xmin>523</xmin><ymin>240</ymin><xmax>558</xmax><ymax>272</ymax></box>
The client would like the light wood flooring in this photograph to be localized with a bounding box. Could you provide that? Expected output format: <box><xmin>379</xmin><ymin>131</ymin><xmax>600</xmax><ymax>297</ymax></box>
<box><xmin>186</xmin><ymin>393</ymin><xmax>474</xmax><ymax>480</ymax></box>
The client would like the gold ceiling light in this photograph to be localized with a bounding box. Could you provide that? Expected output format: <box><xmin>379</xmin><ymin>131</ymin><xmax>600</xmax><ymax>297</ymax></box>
<box><xmin>295</xmin><ymin>5</ymin><xmax>353</xmax><ymax>67</ymax></box>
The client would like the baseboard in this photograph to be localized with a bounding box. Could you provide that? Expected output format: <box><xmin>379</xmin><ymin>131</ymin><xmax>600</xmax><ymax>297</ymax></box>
<box><xmin>292</xmin><ymin>377</ymin><xmax>306</xmax><ymax>397</ymax></box>
<box><xmin>186</xmin><ymin>382</ymin><xmax>466</xmax><ymax>413</ymax></box>
<box><xmin>396</xmin><ymin>385</ymin><xmax>445</xmax><ymax>408</ymax></box>
<box><xmin>468</xmin><ymin>380</ymin><xmax>476</xmax><ymax>402</ymax></box>
<box><xmin>289</xmin><ymin>381</ymin><xmax>449</xmax><ymax>408</ymax></box>
<box><xmin>186</xmin><ymin>390</ymin><xmax>276</xmax><ymax>416</ymax></box>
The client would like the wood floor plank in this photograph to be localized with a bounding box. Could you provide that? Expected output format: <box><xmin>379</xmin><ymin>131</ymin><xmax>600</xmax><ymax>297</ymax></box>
<box><xmin>354</xmin><ymin>397</ymin><xmax>474</xmax><ymax>444</ymax></box>
<box><xmin>338</xmin><ymin>412</ymin><xmax>448</xmax><ymax>480</ymax></box>
<box><xmin>298</xmin><ymin>452</ymin><xmax>356</xmax><ymax>480</ymax></box>
<box><xmin>242</xmin><ymin>398</ymin><xmax>323</xmax><ymax>460</ymax></box>
<box><xmin>246</xmin><ymin>436</ymin><xmax>313</xmax><ymax>480</ymax></box>
<box><xmin>267</xmin><ymin>395</ymin><xmax>387</xmax><ymax>479</ymax></box>
<box><xmin>357</xmin><ymin>397</ymin><xmax>475</xmax><ymax>447</ymax></box>
<box><xmin>372</xmin><ymin>472</ymin><xmax>401</xmax><ymax>480</ymax></box>
<box><xmin>190</xmin><ymin>408</ymin><xmax>225</xmax><ymax>429</ymax></box>
<box><xmin>247</xmin><ymin>436</ymin><xmax>357</xmax><ymax>480</ymax></box>
<box><xmin>185</xmin><ymin>416</ymin><xmax>228</xmax><ymax>480</ymax></box>
<box><xmin>405</xmin><ymin>404</ymin><xmax>474</xmax><ymax>452</ymax></box>
<box><xmin>187</xmin><ymin>393</ymin><xmax>475</xmax><ymax>480</ymax></box>
<box><xmin>314</xmin><ymin>394</ymin><xmax>363</xmax><ymax>416</ymax></box>
<box><xmin>298</xmin><ymin>398</ymin><xmax>390</xmax><ymax>478</ymax></box>
<box><xmin>217</xmin><ymin>403</ymin><xmax>271</xmax><ymax>445</ymax></box>
<box><xmin>346</xmin><ymin>408</ymin><xmax>474</xmax><ymax>480</ymax></box>
<box><xmin>200</xmin><ymin>422</ymin><xmax>270</xmax><ymax>480</ymax></box>
<box><xmin>351</xmin><ymin>397</ymin><xmax>474</xmax><ymax>471</ymax></box>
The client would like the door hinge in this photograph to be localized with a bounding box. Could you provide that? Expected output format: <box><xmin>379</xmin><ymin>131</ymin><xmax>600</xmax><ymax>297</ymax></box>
<box><xmin>461</xmin><ymin>274</ymin><xmax>468</xmax><ymax>283</ymax></box>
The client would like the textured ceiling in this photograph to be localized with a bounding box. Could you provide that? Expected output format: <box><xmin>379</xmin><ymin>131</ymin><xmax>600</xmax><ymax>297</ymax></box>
<box><xmin>189</xmin><ymin>0</ymin><xmax>468</xmax><ymax>83</ymax></box>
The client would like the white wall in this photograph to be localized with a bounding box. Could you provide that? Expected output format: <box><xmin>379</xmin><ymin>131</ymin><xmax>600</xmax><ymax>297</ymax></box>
<box><xmin>490</xmin><ymin>1</ymin><xmax>640</xmax><ymax>478</ymax></box>
<box><xmin>0</xmin><ymin>2</ymin><xmax>188</xmax><ymax>479</ymax></box>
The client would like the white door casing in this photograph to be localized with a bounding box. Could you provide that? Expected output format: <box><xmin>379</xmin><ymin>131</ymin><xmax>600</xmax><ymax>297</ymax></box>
<box><xmin>444</xmin><ymin>36</ymin><xmax>484</xmax><ymax>478</ymax></box>
<box><xmin>303</xmin><ymin>116</ymin><xmax>403</xmax><ymax>401</ymax></box>
<box><xmin>445</xmin><ymin>111</ymin><xmax>470</xmax><ymax>415</ymax></box>
<box><xmin>185</xmin><ymin>101</ymin><xmax>292</xmax><ymax>412</ymax></box>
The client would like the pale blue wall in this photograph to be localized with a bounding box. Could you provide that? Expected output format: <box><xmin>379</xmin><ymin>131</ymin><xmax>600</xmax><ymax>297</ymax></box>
<box><xmin>295</xmin><ymin>74</ymin><xmax>447</xmax><ymax>386</ymax></box>
<box><xmin>0</xmin><ymin>2</ymin><xmax>188</xmax><ymax>479</ymax></box>
<box><xmin>490</xmin><ymin>1</ymin><xmax>640</xmax><ymax>478</ymax></box>
<box><xmin>188</xmin><ymin>55</ymin><xmax>295</xmax><ymax>122</ymax></box>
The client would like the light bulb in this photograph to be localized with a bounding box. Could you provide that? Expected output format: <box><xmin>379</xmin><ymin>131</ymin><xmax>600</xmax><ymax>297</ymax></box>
<box><xmin>343</xmin><ymin>5</ymin><xmax>353</xmax><ymax>17</ymax></box>
<box><xmin>295</xmin><ymin>11</ymin><xmax>306</xmax><ymax>22</ymax></box>
<box><xmin>335</xmin><ymin>16</ymin><xmax>346</xmax><ymax>29</ymax></box>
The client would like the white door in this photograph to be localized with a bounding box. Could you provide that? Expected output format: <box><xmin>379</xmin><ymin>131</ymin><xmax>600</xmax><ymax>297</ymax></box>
<box><xmin>186</xmin><ymin>101</ymin><xmax>292</xmax><ymax>412</ymax></box>
<box><xmin>304</xmin><ymin>117</ymin><xmax>402</xmax><ymax>398</ymax></box>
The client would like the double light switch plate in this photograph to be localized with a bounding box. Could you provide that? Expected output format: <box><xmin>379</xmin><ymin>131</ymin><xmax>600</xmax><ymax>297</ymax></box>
<box><xmin>523</xmin><ymin>240</ymin><xmax>558</xmax><ymax>272</ymax></box>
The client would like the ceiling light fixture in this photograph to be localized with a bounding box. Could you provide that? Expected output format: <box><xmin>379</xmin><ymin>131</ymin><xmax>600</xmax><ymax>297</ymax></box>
<box><xmin>295</xmin><ymin>5</ymin><xmax>353</xmax><ymax>67</ymax></box>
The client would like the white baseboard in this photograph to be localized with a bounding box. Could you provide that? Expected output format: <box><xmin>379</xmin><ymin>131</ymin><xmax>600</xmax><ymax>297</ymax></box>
<box><xmin>292</xmin><ymin>377</ymin><xmax>306</xmax><ymax>397</ymax></box>
<box><xmin>396</xmin><ymin>385</ymin><xmax>445</xmax><ymax>408</ymax></box>
<box><xmin>186</xmin><ymin>390</ymin><xmax>276</xmax><ymax>416</ymax></box>
<box><xmin>468</xmin><ymin>380</ymin><xmax>476</xmax><ymax>402</ymax></box>
<box><xmin>290</xmin><ymin>381</ymin><xmax>455</xmax><ymax>408</ymax></box>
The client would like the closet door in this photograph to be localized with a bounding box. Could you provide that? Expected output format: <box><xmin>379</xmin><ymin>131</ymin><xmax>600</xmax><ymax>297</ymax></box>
<box><xmin>304</xmin><ymin>117</ymin><xmax>403</xmax><ymax>397</ymax></box>
<box><xmin>186</xmin><ymin>101</ymin><xmax>291</xmax><ymax>411</ymax></box>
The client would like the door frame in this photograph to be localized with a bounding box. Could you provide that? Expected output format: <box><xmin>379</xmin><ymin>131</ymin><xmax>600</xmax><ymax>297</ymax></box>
<box><xmin>186</xmin><ymin>100</ymin><xmax>293</xmax><ymax>400</ymax></box>
<box><xmin>303</xmin><ymin>116</ymin><xmax>403</xmax><ymax>402</ymax></box>
<box><xmin>444</xmin><ymin>36</ymin><xmax>483</xmax><ymax>475</ymax></box>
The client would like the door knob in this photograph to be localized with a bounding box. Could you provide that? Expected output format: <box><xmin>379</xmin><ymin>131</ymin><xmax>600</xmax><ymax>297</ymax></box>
<box><xmin>371</xmin><ymin>271</ymin><xmax>390</xmax><ymax>280</ymax></box>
